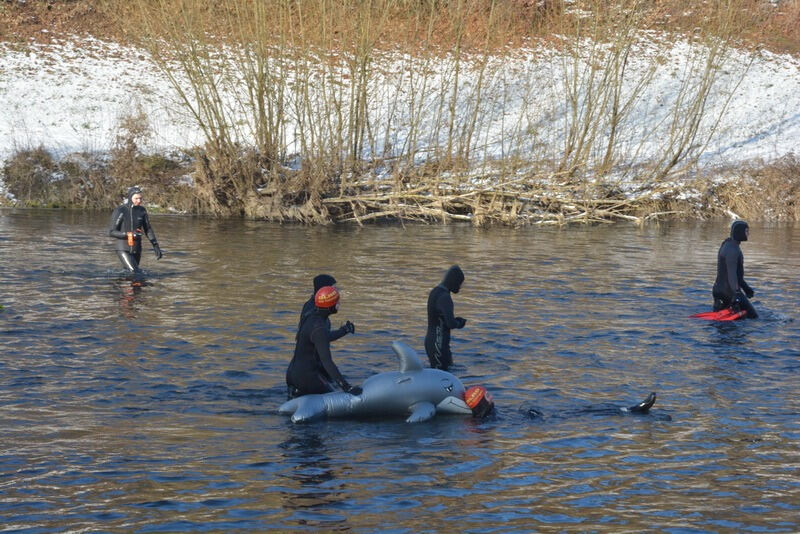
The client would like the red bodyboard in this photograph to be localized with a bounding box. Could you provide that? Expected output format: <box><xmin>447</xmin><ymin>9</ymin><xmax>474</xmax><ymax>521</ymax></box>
<box><xmin>690</xmin><ymin>307</ymin><xmax>747</xmax><ymax>321</ymax></box>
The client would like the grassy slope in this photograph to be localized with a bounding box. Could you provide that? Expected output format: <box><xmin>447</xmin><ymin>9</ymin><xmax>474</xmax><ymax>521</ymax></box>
<box><xmin>1</xmin><ymin>1</ymin><xmax>798</xmax><ymax>54</ymax></box>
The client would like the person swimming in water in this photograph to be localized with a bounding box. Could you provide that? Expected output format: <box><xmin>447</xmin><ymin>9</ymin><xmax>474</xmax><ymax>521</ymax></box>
<box><xmin>712</xmin><ymin>220</ymin><xmax>757</xmax><ymax>318</ymax></box>
<box><xmin>425</xmin><ymin>265</ymin><xmax>467</xmax><ymax>370</ymax></box>
<box><xmin>287</xmin><ymin>286</ymin><xmax>361</xmax><ymax>399</ymax></box>
<box><xmin>108</xmin><ymin>186</ymin><xmax>163</xmax><ymax>273</ymax></box>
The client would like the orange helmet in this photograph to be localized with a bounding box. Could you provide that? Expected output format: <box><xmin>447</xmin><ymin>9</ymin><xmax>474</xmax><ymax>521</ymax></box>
<box><xmin>465</xmin><ymin>385</ymin><xmax>494</xmax><ymax>418</ymax></box>
<box><xmin>314</xmin><ymin>286</ymin><xmax>340</xmax><ymax>309</ymax></box>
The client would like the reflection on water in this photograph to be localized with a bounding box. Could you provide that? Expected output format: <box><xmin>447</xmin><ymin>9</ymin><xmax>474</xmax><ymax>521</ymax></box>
<box><xmin>279</xmin><ymin>429</ymin><xmax>347</xmax><ymax>529</ymax></box>
<box><xmin>0</xmin><ymin>208</ymin><xmax>799</xmax><ymax>532</ymax></box>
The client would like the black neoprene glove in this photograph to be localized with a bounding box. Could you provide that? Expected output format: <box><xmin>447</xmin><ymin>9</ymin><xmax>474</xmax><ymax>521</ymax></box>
<box><xmin>153</xmin><ymin>243</ymin><xmax>163</xmax><ymax>260</ymax></box>
<box><xmin>343</xmin><ymin>321</ymin><xmax>355</xmax><ymax>334</ymax></box>
<box><xmin>345</xmin><ymin>384</ymin><xmax>362</xmax><ymax>396</ymax></box>
<box><xmin>456</xmin><ymin>317</ymin><xmax>467</xmax><ymax>328</ymax></box>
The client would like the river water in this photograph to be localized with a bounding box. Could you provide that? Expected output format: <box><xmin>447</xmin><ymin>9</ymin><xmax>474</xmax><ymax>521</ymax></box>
<box><xmin>1</xmin><ymin>209</ymin><xmax>798</xmax><ymax>532</ymax></box>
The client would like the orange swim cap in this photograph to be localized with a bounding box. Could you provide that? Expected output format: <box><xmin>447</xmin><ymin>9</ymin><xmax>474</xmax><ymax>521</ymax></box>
<box><xmin>465</xmin><ymin>385</ymin><xmax>495</xmax><ymax>418</ymax></box>
<box><xmin>314</xmin><ymin>286</ymin><xmax>340</xmax><ymax>309</ymax></box>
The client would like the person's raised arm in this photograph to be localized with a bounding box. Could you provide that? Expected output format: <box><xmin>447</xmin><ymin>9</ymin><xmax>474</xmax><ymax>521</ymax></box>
<box><xmin>330</xmin><ymin>321</ymin><xmax>355</xmax><ymax>341</ymax></box>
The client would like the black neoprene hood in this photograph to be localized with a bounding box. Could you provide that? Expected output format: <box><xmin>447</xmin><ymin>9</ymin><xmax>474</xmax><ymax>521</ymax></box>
<box><xmin>442</xmin><ymin>265</ymin><xmax>464</xmax><ymax>293</ymax></box>
<box><xmin>313</xmin><ymin>274</ymin><xmax>337</xmax><ymax>293</ymax></box>
<box><xmin>731</xmin><ymin>220</ymin><xmax>749</xmax><ymax>242</ymax></box>
<box><xmin>126</xmin><ymin>186</ymin><xmax>142</xmax><ymax>204</ymax></box>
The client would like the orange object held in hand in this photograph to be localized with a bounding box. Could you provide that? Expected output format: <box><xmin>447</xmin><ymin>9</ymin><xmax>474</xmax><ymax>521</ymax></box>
<box><xmin>127</xmin><ymin>232</ymin><xmax>135</xmax><ymax>247</ymax></box>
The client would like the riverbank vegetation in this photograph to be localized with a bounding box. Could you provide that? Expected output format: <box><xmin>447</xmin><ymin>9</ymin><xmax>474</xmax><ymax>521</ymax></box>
<box><xmin>1</xmin><ymin>0</ymin><xmax>799</xmax><ymax>225</ymax></box>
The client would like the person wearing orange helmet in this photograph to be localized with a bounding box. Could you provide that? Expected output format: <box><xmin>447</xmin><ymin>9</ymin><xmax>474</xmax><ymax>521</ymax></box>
<box><xmin>296</xmin><ymin>274</ymin><xmax>355</xmax><ymax>341</ymax></box>
<box><xmin>286</xmin><ymin>286</ymin><xmax>362</xmax><ymax>398</ymax></box>
<box><xmin>425</xmin><ymin>265</ymin><xmax>467</xmax><ymax>370</ymax></box>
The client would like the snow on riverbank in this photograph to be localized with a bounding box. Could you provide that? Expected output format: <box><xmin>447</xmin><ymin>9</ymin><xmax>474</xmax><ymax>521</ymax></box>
<box><xmin>0</xmin><ymin>37</ymin><xmax>199</xmax><ymax>161</ymax></box>
<box><xmin>1</xmin><ymin>35</ymin><xmax>798</xmax><ymax>174</ymax></box>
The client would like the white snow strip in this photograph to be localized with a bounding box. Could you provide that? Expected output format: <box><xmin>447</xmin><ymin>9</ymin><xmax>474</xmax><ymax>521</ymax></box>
<box><xmin>1</xmin><ymin>35</ymin><xmax>798</xmax><ymax>174</ymax></box>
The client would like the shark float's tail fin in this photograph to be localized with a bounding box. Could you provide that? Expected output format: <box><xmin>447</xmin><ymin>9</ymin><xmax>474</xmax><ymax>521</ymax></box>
<box><xmin>626</xmin><ymin>392</ymin><xmax>656</xmax><ymax>414</ymax></box>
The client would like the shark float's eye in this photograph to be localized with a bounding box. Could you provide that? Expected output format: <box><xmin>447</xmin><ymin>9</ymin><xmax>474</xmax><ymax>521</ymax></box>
<box><xmin>441</xmin><ymin>379</ymin><xmax>453</xmax><ymax>392</ymax></box>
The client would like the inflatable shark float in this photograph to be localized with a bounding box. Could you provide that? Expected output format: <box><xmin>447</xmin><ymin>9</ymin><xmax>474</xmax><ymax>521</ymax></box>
<box><xmin>279</xmin><ymin>341</ymin><xmax>490</xmax><ymax>423</ymax></box>
<box><xmin>279</xmin><ymin>341</ymin><xmax>657</xmax><ymax>424</ymax></box>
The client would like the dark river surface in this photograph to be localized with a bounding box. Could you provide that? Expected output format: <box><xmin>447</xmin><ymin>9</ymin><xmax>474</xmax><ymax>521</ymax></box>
<box><xmin>1</xmin><ymin>208</ymin><xmax>798</xmax><ymax>533</ymax></box>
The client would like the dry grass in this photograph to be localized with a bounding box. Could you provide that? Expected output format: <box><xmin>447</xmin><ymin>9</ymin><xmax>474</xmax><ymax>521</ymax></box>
<box><xmin>1</xmin><ymin>1</ymin><xmax>798</xmax><ymax>54</ymax></box>
<box><xmin>4</xmin><ymin>145</ymin><xmax>797</xmax><ymax>225</ymax></box>
<box><xmin>1</xmin><ymin>139</ymin><xmax>194</xmax><ymax>212</ymax></box>
<box><xmin>701</xmin><ymin>156</ymin><xmax>800</xmax><ymax>221</ymax></box>
<box><xmin>1</xmin><ymin>146</ymin><xmax>61</xmax><ymax>206</ymax></box>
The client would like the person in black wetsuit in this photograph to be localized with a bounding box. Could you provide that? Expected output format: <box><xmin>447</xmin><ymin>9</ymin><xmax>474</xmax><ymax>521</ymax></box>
<box><xmin>297</xmin><ymin>274</ymin><xmax>354</xmax><ymax>341</ymax></box>
<box><xmin>108</xmin><ymin>186</ymin><xmax>163</xmax><ymax>273</ymax></box>
<box><xmin>712</xmin><ymin>220</ymin><xmax>757</xmax><ymax>318</ymax></box>
<box><xmin>286</xmin><ymin>286</ymin><xmax>361</xmax><ymax>399</ymax></box>
<box><xmin>425</xmin><ymin>265</ymin><xmax>467</xmax><ymax>370</ymax></box>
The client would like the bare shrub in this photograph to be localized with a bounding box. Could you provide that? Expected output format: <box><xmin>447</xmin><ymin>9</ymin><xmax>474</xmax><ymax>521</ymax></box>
<box><xmin>2</xmin><ymin>147</ymin><xmax>61</xmax><ymax>205</ymax></box>
<box><xmin>107</xmin><ymin>109</ymin><xmax>150</xmax><ymax>198</ymax></box>
<box><xmin>89</xmin><ymin>0</ymin><xmax>790</xmax><ymax>225</ymax></box>
<box><xmin>1</xmin><ymin>147</ymin><xmax>111</xmax><ymax>209</ymax></box>
<box><xmin>57</xmin><ymin>152</ymin><xmax>115</xmax><ymax>209</ymax></box>
<box><xmin>105</xmin><ymin>110</ymin><xmax>195</xmax><ymax>212</ymax></box>
<box><xmin>706</xmin><ymin>156</ymin><xmax>800</xmax><ymax>221</ymax></box>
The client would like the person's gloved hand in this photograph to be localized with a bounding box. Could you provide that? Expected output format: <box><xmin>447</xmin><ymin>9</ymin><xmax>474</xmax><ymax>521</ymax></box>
<box><xmin>744</xmin><ymin>287</ymin><xmax>754</xmax><ymax>299</ymax></box>
<box><xmin>342</xmin><ymin>320</ymin><xmax>355</xmax><ymax>334</ymax></box>
<box><xmin>456</xmin><ymin>317</ymin><xmax>467</xmax><ymax>328</ymax></box>
<box><xmin>345</xmin><ymin>384</ymin><xmax>362</xmax><ymax>396</ymax></box>
<box><xmin>153</xmin><ymin>243</ymin><xmax>163</xmax><ymax>260</ymax></box>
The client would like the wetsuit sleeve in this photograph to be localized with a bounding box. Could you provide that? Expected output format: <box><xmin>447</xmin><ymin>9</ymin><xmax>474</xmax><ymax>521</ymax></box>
<box><xmin>436</xmin><ymin>292</ymin><xmax>462</xmax><ymax>329</ymax></box>
<box><xmin>108</xmin><ymin>207</ymin><xmax>127</xmax><ymax>239</ymax></box>
<box><xmin>296</xmin><ymin>299</ymin><xmax>314</xmax><ymax>341</ymax></box>
<box><xmin>310</xmin><ymin>324</ymin><xmax>349</xmax><ymax>389</ymax></box>
<box><xmin>725</xmin><ymin>250</ymin><xmax>740</xmax><ymax>293</ymax></box>
<box><xmin>329</xmin><ymin>325</ymin><xmax>348</xmax><ymax>342</ymax></box>
<box><xmin>740</xmin><ymin>279</ymin><xmax>753</xmax><ymax>295</ymax></box>
<box><xmin>737</xmin><ymin>255</ymin><xmax>753</xmax><ymax>294</ymax></box>
<box><xmin>142</xmin><ymin>212</ymin><xmax>158</xmax><ymax>245</ymax></box>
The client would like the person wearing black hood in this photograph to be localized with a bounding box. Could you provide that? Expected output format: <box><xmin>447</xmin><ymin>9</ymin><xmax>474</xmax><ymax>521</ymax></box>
<box><xmin>287</xmin><ymin>286</ymin><xmax>361</xmax><ymax>398</ymax></box>
<box><xmin>297</xmin><ymin>274</ymin><xmax>354</xmax><ymax>341</ymax></box>
<box><xmin>712</xmin><ymin>220</ymin><xmax>757</xmax><ymax>318</ymax></box>
<box><xmin>425</xmin><ymin>265</ymin><xmax>467</xmax><ymax>370</ymax></box>
<box><xmin>108</xmin><ymin>186</ymin><xmax>163</xmax><ymax>273</ymax></box>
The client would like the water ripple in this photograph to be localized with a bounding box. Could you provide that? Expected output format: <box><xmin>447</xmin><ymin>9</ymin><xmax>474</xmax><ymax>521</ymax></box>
<box><xmin>0</xmin><ymin>211</ymin><xmax>798</xmax><ymax>531</ymax></box>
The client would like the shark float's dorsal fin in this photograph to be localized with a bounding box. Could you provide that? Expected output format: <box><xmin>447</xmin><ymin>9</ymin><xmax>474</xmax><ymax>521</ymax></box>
<box><xmin>391</xmin><ymin>341</ymin><xmax>425</xmax><ymax>373</ymax></box>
